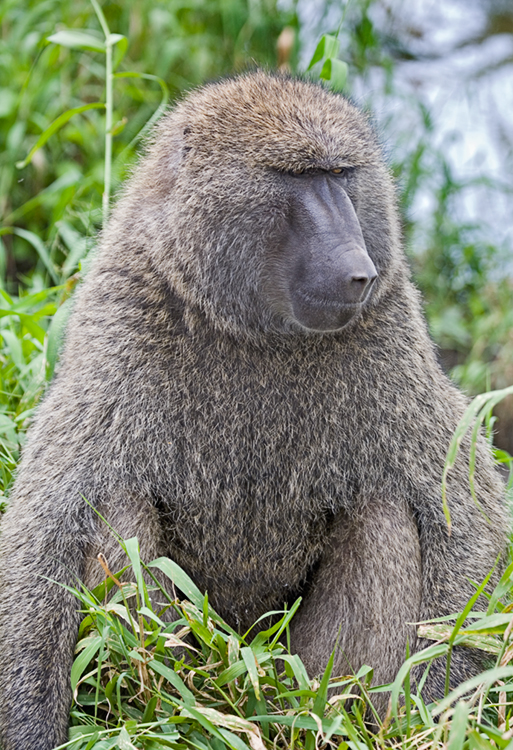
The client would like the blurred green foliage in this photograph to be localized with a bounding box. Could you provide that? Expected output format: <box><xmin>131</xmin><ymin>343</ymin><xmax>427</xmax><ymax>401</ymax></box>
<box><xmin>389</xmin><ymin>113</ymin><xmax>513</xmax><ymax>395</ymax></box>
<box><xmin>1</xmin><ymin>0</ymin><xmax>294</xmax><ymax>279</ymax></box>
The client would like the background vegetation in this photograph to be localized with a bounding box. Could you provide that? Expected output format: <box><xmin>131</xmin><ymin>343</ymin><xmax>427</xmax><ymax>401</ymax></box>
<box><xmin>1</xmin><ymin>0</ymin><xmax>513</xmax><ymax>747</ymax></box>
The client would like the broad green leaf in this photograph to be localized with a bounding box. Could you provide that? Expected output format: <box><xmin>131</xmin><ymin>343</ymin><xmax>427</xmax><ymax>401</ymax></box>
<box><xmin>494</xmin><ymin>449</ymin><xmax>513</xmax><ymax>463</ymax></box>
<box><xmin>191</xmin><ymin>707</ymin><xmax>263</xmax><ymax>742</ymax></box>
<box><xmin>468</xmin><ymin>730</ymin><xmax>495</xmax><ymax>750</ymax></box>
<box><xmin>217</xmin><ymin>729</ymin><xmax>252</xmax><ymax>750</ymax></box>
<box><xmin>307</xmin><ymin>34</ymin><xmax>340</xmax><ymax>70</ymax></box>
<box><xmin>138</xmin><ymin>606</ymin><xmax>165</xmax><ymax>627</ymax></box>
<box><xmin>107</xmin><ymin>33</ymin><xmax>125</xmax><ymax>46</ymax></box>
<box><xmin>149</xmin><ymin>557</ymin><xmax>206</xmax><ymax>610</ymax></box>
<box><xmin>112</xmin><ymin>36</ymin><xmax>128</xmax><ymax>70</ymax></box>
<box><xmin>141</xmin><ymin>695</ymin><xmax>158</xmax><ymax>724</ymax></box>
<box><xmin>320</xmin><ymin>58</ymin><xmax>332</xmax><ymax>81</ymax></box>
<box><xmin>307</xmin><ymin>36</ymin><xmax>328</xmax><ymax>70</ymax></box>
<box><xmin>323</xmin><ymin>715</ymin><xmax>344</xmax><ymax>742</ymax></box>
<box><xmin>14</xmin><ymin>408</ymin><xmax>36</xmax><ymax>423</ymax></box>
<box><xmin>324</xmin><ymin>34</ymin><xmax>340</xmax><ymax>58</ymax></box>
<box><xmin>68</xmin><ymin>725</ymin><xmax>103</xmax><ymax>743</ymax></box>
<box><xmin>71</xmin><ymin>635</ymin><xmax>102</xmax><ymax>692</ymax></box>
<box><xmin>124</xmin><ymin>537</ymin><xmax>149</xmax><ymax>606</ymax></box>
<box><xmin>241</xmin><ymin>647</ymin><xmax>261</xmax><ymax>700</ymax></box>
<box><xmin>410</xmin><ymin>693</ymin><xmax>435</xmax><ymax>726</ymax></box>
<box><xmin>180</xmin><ymin>706</ymin><xmax>245</xmax><ymax>750</ymax></box>
<box><xmin>116</xmin><ymin>726</ymin><xmax>137</xmax><ymax>750</ymax></box>
<box><xmin>47</xmin><ymin>29</ymin><xmax>105</xmax><ymax>53</ymax></box>
<box><xmin>149</xmin><ymin>658</ymin><xmax>196</xmax><ymax>705</ymax></box>
<box><xmin>280</xmin><ymin>654</ymin><xmax>311</xmax><ymax>691</ymax></box>
<box><xmin>216</xmin><ymin>659</ymin><xmax>249</xmax><ymax>686</ymax></box>
<box><xmin>249</xmin><ymin>715</ymin><xmax>341</xmax><ymax>733</ymax></box>
<box><xmin>227</xmin><ymin>633</ymin><xmax>240</xmax><ymax>665</ymax></box>
<box><xmin>322</xmin><ymin>59</ymin><xmax>348</xmax><ymax>91</ymax></box>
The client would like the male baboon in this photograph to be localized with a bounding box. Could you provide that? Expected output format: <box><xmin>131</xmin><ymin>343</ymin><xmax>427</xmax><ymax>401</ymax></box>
<box><xmin>0</xmin><ymin>72</ymin><xmax>508</xmax><ymax>749</ymax></box>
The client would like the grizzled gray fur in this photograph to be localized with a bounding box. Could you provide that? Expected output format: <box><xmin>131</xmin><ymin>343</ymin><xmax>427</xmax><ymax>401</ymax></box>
<box><xmin>0</xmin><ymin>72</ymin><xmax>508</xmax><ymax>749</ymax></box>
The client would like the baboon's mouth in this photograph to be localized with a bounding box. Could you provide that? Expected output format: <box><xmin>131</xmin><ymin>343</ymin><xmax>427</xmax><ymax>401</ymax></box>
<box><xmin>291</xmin><ymin>291</ymin><xmax>363</xmax><ymax>332</ymax></box>
<box><xmin>296</xmin><ymin>291</ymin><xmax>363</xmax><ymax>309</ymax></box>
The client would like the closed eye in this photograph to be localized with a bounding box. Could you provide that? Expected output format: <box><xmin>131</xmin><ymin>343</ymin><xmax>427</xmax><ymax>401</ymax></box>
<box><xmin>285</xmin><ymin>166</ymin><xmax>355</xmax><ymax>178</ymax></box>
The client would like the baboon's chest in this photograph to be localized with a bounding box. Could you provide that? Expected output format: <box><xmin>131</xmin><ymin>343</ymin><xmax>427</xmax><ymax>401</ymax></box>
<box><xmin>161</xmin><ymin>486</ymin><xmax>330</xmax><ymax>630</ymax></box>
<box><xmin>154</xmin><ymin>349</ymin><xmax>355</xmax><ymax>628</ymax></box>
<box><xmin>157</xmin><ymin>431</ymin><xmax>340</xmax><ymax>629</ymax></box>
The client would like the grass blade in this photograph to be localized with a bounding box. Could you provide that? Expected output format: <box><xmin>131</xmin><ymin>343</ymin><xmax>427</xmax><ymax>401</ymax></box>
<box><xmin>15</xmin><ymin>103</ymin><xmax>105</xmax><ymax>170</ymax></box>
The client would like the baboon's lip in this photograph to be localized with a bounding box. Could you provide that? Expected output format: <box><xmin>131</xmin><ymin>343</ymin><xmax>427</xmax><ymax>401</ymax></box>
<box><xmin>294</xmin><ymin>289</ymin><xmax>364</xmax><ymax>312</ymax></box>
<box><xmin>293</xmin><ymin>277</ymin><xmax>376</xmax><ymax>313</ymax></box>
<box><xmin>291</xmin><ymin>292</ymin><xmax>362</xmax><ymax>332</ymax></box>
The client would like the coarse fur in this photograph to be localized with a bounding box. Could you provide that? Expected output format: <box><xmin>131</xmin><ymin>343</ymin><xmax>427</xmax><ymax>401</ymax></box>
<box><xmin>0</xmin><ymin>72</ymin><xmax>508</xmax><ymax>749</ymax></box>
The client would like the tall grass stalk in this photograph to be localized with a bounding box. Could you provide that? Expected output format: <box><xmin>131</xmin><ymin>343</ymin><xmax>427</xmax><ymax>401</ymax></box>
<box><xmin>90</xmin><ymin>0</ymin><xmax>113</xmax><ymax>226</ymax></box>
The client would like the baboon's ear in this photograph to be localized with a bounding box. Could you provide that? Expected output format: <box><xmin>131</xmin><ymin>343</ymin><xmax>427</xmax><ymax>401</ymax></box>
<box><xmin>166</xmin><ymin>127</ymin><xmax>191</xmax><ymax>173</ymax></box>
<box><xmin>182</xmin><ymin>125</ymin><xmax>192</xmax><ymax>155</ymax></box>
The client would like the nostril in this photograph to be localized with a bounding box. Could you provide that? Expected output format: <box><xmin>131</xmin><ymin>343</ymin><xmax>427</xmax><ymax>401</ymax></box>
<box><xmin>349</xmin><ymin>273</ymin><xmax>377</xmax><ymax>301</ymax></box>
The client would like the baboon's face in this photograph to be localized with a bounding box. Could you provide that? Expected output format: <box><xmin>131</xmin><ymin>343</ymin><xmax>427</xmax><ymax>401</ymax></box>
<box><xmin>159</xmin><ymin>74</ymin><xmax>399</xmax><ymax>336</ymax></box>
<box><xmin>269</xmin><ymin>167</ymin><xmax>377</xmax><ymax>332</ymax></box>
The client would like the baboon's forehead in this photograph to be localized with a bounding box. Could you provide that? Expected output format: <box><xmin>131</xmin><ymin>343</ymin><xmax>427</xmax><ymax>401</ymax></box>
<box><xmin>167</xmin><ymin>72</ymin><xmax>381</xmax><ymax>172</ymax></box>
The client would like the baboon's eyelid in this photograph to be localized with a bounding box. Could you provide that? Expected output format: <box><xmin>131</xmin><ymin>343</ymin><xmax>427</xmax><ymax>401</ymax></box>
<box><xmin>283</xmin><ymin>166</ymin><xmax>355</xmax><ymax>177</ymax></box>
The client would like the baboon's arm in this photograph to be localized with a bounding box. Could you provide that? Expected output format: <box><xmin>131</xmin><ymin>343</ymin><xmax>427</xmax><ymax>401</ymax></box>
<box><xmin>0</xmin><ymin>481</ymin><xmax>90</xmax><ymax>750</ymax></box>
<box><xmin>0</xmin><ymin>475</ymin><xmax>163</xmax><ymax>750</ymax></box>
<box><xmin>289</xmin><ymin>497</ymin><xmax>422</xmax><ymax>718</ymax></box>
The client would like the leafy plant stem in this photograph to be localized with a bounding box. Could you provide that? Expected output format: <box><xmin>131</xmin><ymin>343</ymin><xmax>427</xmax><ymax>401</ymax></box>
<box><xmin>90</xmin><ymin>0</ymin><xmax>113</xmax><ymax>226</ymax></box>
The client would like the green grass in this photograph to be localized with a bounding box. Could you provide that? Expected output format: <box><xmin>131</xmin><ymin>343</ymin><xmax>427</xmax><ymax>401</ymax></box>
<box><xmin>61</xmin><ymin>536</ymin><xmax>513</xmax><ymax>750</ymax></box>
